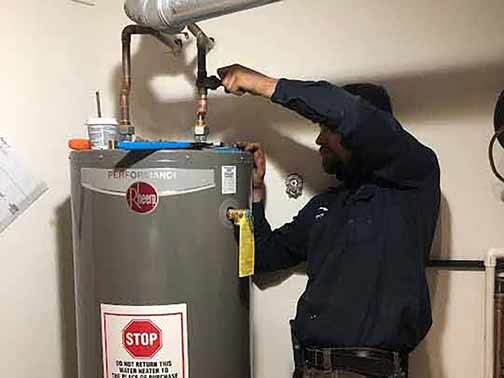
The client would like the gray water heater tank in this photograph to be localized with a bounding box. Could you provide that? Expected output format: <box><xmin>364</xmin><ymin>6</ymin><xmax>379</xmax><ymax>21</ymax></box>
<box><xmin>70</xmin><ymin>149</ymin><xmax>252</xmax><ymax>378</ymax></box>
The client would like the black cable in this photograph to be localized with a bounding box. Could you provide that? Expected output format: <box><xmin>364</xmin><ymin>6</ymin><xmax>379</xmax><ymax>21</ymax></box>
<box><xmin>488</xmin><ymin>126</ymin><xmax>504</xmax><ymax>183</ymax></box>
<box><xmin>428</xmin><ymin>259</ymin><xmax>485</xmax><ymax>270</ymax></box>
<box><xmin>490</xmin><ymin>90</ymin><xmax>504</xmax><ymax>182</ymax></box>
<box><xmin>428</xmin><ymin>259</ymin><xmax>504</xmax><ymax>271</ymax></box>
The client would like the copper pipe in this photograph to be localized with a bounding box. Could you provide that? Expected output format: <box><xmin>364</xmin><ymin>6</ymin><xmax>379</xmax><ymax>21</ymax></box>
<box><xmin>120</xmin><ymin>25</ymin><xmax>183</xmax><ymax>136</ymax></box>
<box><xmin>194</xmin><ymin>23</ymin><xmax>212</xmax><ymax>114</ymax></box>
<box><xmin>190</xmin><ymin>23</ymin><xmax>215</xmax><ymax>142</ymax></box>
<box><xmin>196</xmin><ymin>33</ymin><xmax>209</xmax><ymax>119</ymax></box>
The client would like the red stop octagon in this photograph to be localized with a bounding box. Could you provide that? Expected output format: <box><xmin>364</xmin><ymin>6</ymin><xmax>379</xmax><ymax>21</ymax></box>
<box><xmin>122</xmin><ymin>320</ymin><xmax>162</xmax><ymax>358</ymax></box>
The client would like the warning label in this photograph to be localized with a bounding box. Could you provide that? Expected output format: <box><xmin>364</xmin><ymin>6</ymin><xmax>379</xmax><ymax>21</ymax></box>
<box><xmin>222</xmin><ymin>166</ymin><xmax>237</xmax><ymax>195</ymax></box>
<box><xmin>101</xmin><ymin>304</ymin><xmax>189</xmax><ymax>378</ymax></box>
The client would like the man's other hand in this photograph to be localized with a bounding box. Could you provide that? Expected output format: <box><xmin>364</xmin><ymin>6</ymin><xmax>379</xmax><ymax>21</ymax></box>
<box><xmin>217</xmin><ymin>64</ymin><xmax>278</xmax><ymax>98</ymax></box>
<box><xmin>236</xmin><ymin>142</ymin><xmax>266</xmax><ymax>202</ymax></box>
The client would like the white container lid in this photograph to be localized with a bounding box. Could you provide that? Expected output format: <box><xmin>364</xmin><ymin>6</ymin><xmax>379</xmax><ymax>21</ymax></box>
<box><xmin>86</xmin><ymin>117</ymin><xmax>118</xmax><ymax>126</ymax></box>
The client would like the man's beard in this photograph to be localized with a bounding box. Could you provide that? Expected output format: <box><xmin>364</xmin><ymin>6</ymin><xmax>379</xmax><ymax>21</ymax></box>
<box><xmin>321</xmin><ymin>153</ymin><xmax>350</xmax><ymax>180</ymax></box>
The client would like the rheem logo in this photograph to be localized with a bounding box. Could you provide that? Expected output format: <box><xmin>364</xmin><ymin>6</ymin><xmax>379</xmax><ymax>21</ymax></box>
<box><xmin>122</xmin><ymin>320</ymin><xmax>163</xmax><ymax>359</ymax></box>
<box><xmin>126</xmin><ymin>182</ymin><xmax>158</xmax><ymax>214</ymax></box>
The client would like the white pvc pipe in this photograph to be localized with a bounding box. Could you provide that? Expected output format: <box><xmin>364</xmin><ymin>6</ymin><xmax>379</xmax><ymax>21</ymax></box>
<box><xmin>484</xmin><ymin>249</ymin><xmax>504</xmax><ymax>378</ymax></box>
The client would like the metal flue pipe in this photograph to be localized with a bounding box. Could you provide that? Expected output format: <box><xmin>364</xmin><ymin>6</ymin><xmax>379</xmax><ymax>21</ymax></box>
<box><xmin>124</xmin><ymin>0</ymin><xmax>281</xmax><ymax>33</ymax></box>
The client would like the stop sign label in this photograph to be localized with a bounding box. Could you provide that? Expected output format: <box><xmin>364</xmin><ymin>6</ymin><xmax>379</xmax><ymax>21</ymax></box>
<box><xmin>122</xmin><ymin>320</ymin><xmax>162</xmax><ymax>358</ymax></box>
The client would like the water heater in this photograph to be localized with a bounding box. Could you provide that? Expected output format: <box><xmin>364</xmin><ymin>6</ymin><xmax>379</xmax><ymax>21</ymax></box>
<box><xmin>70</xmin><ymin>148</ymin><xmax>253</xmax><ymax>378</ymax></box>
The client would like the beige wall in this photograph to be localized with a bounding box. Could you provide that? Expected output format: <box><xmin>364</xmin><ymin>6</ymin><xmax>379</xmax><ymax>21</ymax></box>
<box><xmin>1</xmin><ymin>1</ymin><xmax>504</xmax><ymax>377</ymax></box>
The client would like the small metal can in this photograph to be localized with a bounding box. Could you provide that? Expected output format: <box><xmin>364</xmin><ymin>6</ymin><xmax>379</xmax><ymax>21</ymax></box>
<box><xmin>86</xmin><ymin>118</ymin><xmax>118</xmax><ymax>150</ymax></box>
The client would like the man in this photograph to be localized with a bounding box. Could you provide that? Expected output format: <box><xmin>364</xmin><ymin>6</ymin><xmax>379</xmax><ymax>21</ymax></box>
<box><xmin>217</xmin><ymin>65</ymin><xmax>440</xmax><ymax>378</ymax></box>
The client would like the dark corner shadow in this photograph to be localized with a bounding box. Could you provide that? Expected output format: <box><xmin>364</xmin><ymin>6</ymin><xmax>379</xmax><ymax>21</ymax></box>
<box><xmin>56</xmin><ymin>198</ymin><xmax>78</xmax><ymax>378</ymax></box>
<box><xmin>363</xmin><ymin>60</ymin><xmax>504</xmax><ymax>122</ymax></box>
<box><xmin>410</xmin><ymin>193</ymin><xmax>451</xmax><ymax>378</ymax></box>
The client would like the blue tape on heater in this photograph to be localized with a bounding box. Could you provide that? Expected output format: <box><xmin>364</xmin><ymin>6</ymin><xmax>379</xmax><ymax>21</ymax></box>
<box><xmin>213</xmin><ymin>147</ymin><xmax>242</xmax><ymax>153</ymax></box>
<box><xmin>117</xmin><ymin>141</ymin><xmax>192</xmax><ymax>150</ymax></box>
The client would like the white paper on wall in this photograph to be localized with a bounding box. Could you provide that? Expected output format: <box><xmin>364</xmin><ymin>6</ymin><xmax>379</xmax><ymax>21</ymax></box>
<box><xmin>0</xmin><ymin>137</ymin><xmax>48</xmax><ymax>234</ymax></box>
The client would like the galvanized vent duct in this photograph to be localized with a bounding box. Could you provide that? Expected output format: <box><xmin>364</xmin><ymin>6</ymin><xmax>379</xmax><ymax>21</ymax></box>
<box><xmin>124</xmin><ymin>0</ymin><xmax>282</xmax><ymax>32</ymax></box>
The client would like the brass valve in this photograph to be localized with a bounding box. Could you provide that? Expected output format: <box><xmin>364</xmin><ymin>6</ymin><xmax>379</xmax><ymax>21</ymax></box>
<box><xmin>226</xmin><ymin>209</ymin><xmax>247</xmax><ymax>225</ymax></box>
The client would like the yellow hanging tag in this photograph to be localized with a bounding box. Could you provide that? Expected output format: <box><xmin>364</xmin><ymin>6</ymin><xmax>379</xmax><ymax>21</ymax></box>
<box><xmin>238</xmin><ymin>210</ymin><xmax>255</xmax><ymax>278</ymax></box>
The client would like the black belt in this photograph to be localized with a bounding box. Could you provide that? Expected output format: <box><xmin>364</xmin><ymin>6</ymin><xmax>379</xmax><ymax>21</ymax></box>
<box><xmin>303</xmin><ymin>347</ymin><xmax>406</xmax><ymax>377</ymax></box>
